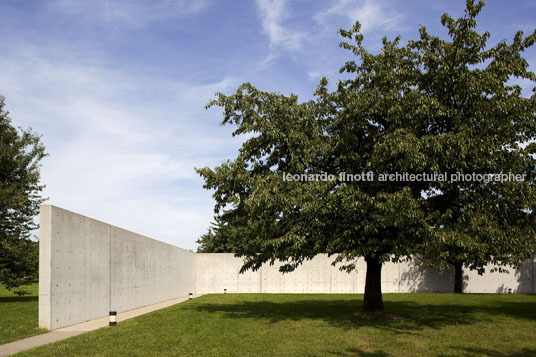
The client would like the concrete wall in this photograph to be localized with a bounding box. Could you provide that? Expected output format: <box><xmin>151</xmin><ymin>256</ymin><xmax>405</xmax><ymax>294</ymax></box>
<box><xmin>196</xmin><ymin>253</ymin><xmax>536</xmax><ymax>295</ymax></box>
<box><xmin>39</xmin><ymin>206</ymin><xmax>195</xmax><ymax>330</ymax></box>
<box><xmin>195</xmin><ymin>254</ymin><xmax>364</xmax><ymax>294</ymax></box>
<box><xmin>40</xmin><ymin>205</ymin><xmax>535</xmax><ymax>330</ymax></box>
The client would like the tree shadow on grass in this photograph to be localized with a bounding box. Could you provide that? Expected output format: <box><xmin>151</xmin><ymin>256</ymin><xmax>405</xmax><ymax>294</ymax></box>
<box><xmin>187</xmin><ymin>295</ymin><xmax>536</xmax><ymax>335</ymax></box>
<box><xmin>0</xmin><ymin>295</ymin><xmax>38</xmax><ymax>303</ymax></box>
<box><xmin>438</xmin><ymin>346</ymin><xmax>536</xmax><ymax>357</ymax></box>
<box><xmin>327</xmin><ymin>347</ymin><xmax>389</xmax><ymax>356</ymax></box>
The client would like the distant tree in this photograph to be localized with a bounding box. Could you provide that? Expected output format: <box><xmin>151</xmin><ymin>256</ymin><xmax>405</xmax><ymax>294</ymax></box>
<box><xmin>0</xmin><ymin>96</ymin><xmax>47</xmax><ymax>290</ymax></box>
<box><xmin>196</xmin><ymin>216</ymin><xmax>238</xmax><ymax>253</ymax></box>
<box><xmin>197</xmin><ymin>0</ymin><xmax>536</xmax><ymax>310</ymax></box>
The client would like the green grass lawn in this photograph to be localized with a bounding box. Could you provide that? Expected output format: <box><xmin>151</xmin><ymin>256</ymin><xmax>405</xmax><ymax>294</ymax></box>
<box><xmin>0</xmin><ymin>283</ymin><xmax>47</xmax><ymax>345</ymax></box>
<box><xmin>15</xmin><ymin>293</ymin><xmax>536</xmax><ymax>356</ymax></box>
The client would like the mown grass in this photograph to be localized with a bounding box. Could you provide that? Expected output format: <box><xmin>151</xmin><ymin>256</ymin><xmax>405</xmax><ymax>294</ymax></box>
<box><xmin>16</xmin><ymin>293</ymin><xmax>536</xmax><ymax>356</ymax></box>
<box><xmin>0</xmin><ymin>283</ymin><xmax>47</xmax><ymax>344</ymax></box>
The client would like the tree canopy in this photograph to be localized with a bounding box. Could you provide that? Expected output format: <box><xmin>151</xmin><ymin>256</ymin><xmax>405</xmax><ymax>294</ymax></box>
<box><xmin>198</xmin><ymin>0</ymin><xmax>536</xmax><ymax>311</ymax></box>
<box><xmin>412</xmin><ymin>1</ymin><xmax>536</xmax><ymax>292</ymax></box>
<box><xmin>0</xmin><ymin>96</ymin><xmax>47</xmax><ymax>290</ymax></box>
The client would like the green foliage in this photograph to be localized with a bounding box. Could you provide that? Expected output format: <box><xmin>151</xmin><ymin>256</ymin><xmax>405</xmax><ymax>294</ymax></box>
<box><xmin>197</xmin><ymin>0</ymin><xmax>536</xmax><ymax>303</ymax></box>
<box><xmin>0</xmin><ymin>96</ymin><xmax>47</xmax><ymax>290</ymax></box>
<box><xmin>196</xmin><ymin>216</ymin><xmax>237</xmax><ymax>253</ymax></box>
<box><xmin>0</xmin><ymin>238</ymin><xmax>39</xmax><ymax>290</ymax></box>
<box><xmin>409</xmin><ymin>1</ymin><xmax>536</xmax><ymax>284</ymax></box>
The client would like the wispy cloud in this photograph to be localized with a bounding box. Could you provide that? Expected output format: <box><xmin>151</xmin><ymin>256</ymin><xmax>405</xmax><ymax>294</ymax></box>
<box><xmin>254</xmin><ymin>0</ymin><xmax>406</xmax><ymax>73</ymax></box>
<box><xmin>0</xmin><ymin>44</ymin><xmax>238</xmax><ymax>250</ymax></box>
<box><xmin>314</xmin><ymin>0</ymin><xmax>405</xmax><ymax>34</ymax></box>
<box><xmin>255</xmin><ymin>0</ymin><xmax>305</xmax><ymax>53</ymax></box>
<box><xmin>50</xmin><ymin>0</ymin><xmax>209</xmax><ymax>27</ymax></box>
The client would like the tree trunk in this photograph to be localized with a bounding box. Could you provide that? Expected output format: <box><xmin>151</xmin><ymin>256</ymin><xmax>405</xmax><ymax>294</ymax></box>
<box><xmin>363</xmin><ymin>255</ymin><xmax>384</xmax><ymax>312</ymax></box>
<box><xmin>453</xmin><ymin>261</ymin><xmax>463</xmax><ymax>294</ymax></box>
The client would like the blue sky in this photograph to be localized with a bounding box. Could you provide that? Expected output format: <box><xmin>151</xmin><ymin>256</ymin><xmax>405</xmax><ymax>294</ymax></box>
<box><xmin>1</xmin><ymin>0</ymin><xmax>534</xmax><ymax>250</ymax></box>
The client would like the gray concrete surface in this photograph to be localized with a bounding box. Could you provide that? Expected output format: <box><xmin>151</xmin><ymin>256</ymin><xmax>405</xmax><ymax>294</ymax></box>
<box><xmin>0</xmin><ymin>332</ymin><xmax>84</xmax><ymax>357</ymax></box>
<box><xmin>39</xmin><ymin>205</ymin><xmax>195</xmax><ymax>330</ymax></box>
<box><xmin>196</xmin><ymin>253</ymin><xmax>535</xmax><ymax>294</ymax></box>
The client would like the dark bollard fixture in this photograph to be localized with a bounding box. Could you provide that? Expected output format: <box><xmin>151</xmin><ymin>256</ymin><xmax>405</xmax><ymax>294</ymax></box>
<box><xmin>109</xmin><ymin>311</ymin><xmax>117</xmax><ymax>326</ymax></box>
<box><xmin>224</xmin><ymin>288</ymin><xmax>227</xmax><ymax>294</ymax></box>
<box><xmin>189</xmin><ymin>292</ymin><xmax>193</xmax><ymax>300</ymax></box>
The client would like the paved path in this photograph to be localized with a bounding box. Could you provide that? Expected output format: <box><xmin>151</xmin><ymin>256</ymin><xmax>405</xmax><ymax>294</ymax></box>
<box><xmin>0</xmin><ymin>294</ymin><xmax>202</xmax><ymax>356</ymax></box>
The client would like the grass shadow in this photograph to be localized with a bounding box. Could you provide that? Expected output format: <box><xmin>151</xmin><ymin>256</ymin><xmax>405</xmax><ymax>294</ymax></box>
<box><xmin>327</xmin><ymin>348</ymin><xmax>390</xmax><ymax>356</ymax></box>
<box><xmin>438</xmin><ymin>346</ymin><xmax>536</xmax><ymax>357</ymax></box>
<box><xmin>188</xmin><ymin>294</ymin><xmax>536</xmax><ymax>335</ymax></box>
<box><xmin>0</xmin><ymin>296</ymin><xmax>38</xmax><ymax>303</ymax></box>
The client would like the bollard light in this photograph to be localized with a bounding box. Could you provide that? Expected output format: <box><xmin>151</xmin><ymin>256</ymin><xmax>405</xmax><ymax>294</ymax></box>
<box><xmin>224</xmin><ymin>288</ymin><xmax>227</xmax><ymax>294</ymax></box>
<box><xmin>189</xmin><ymin>292</ymin><xmax>193</xmax><ymax>300</ymax></box>
<box><xmin>109</xmin><ymin>311</ymin><xmax>117</xmax><ymax>326</ymax></box>
<box><xmin>508</xmin><ymin>288</ymin><xmax>512</xmax><ymax>294</ymax></box>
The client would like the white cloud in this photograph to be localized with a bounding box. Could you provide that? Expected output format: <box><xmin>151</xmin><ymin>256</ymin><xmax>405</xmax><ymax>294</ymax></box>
<box><xmin>50</xmin><ymin>0</ymin><xmax>209</xmax><ymax>27</ymax></box>
<box><xmin>0</xmin><ymin>45</ymin><xmax>239</xmax><ymax>251</ymax></box>
<box><xmin>314</xmin><ymin>0</ymin><xmax>405</xmax><ymax>34</ymax></box>
<box><xmin>256</xmin><ymin>0</ymin><xmax>305</xmax><ymax>52</ymax></box>
<box><xmin>507</xmin><ymin>75</ymin><xmax>536</xmax><ymax>98</ymax></box>
<box><xmin>307</xmin><ymin>71</ymin><xmax>322</xmax><ymax>81</ymax></box>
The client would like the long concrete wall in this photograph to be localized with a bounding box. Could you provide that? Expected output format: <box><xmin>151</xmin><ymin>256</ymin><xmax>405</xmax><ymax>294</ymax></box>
<box><xmin>39</xmin><ymin>206</ymin><xmax>195</xmax><ymax>330</ymax></box>
<box><xmin>39</xmin><ymin>205</ymin><xmax>535</xmax><ymax>330</ymax></box>
<box><xmin>196</xmin><ymin>254</ymin><xmax>535</xmax><ymax>294</ymax></box>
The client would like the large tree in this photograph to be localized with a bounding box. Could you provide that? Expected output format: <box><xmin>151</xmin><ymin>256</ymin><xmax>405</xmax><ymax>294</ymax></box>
<box><xmin>198</xmin><ymin>34</ymin><xmax>432</xmax><ymax>313</ymax></box>
<box><xmin>198</xmin><ymin>0</ymin><xmax>536</xmax><ymax>311</ymax></box>
<box><xmin>0</xmin><ymin>96</ymin><xmax>47</xmax><ymax>290</ymax></box>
